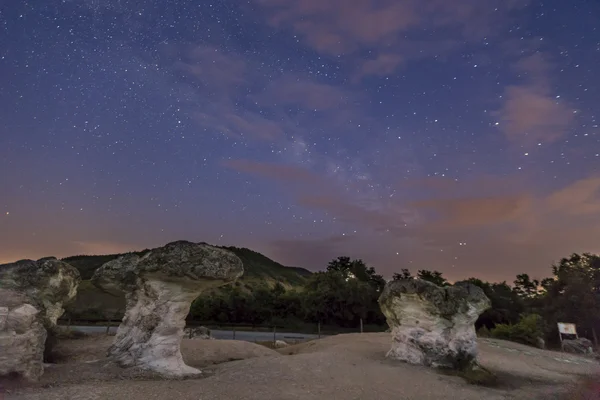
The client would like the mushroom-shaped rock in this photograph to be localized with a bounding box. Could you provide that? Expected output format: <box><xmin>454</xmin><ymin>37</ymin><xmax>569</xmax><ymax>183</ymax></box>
<box><xmin>378</xmin><ymin>279</ymin><xmax>490</xmax><ymax>371</ymax></box>
<box><xmin>0</xmin><ymin>258</ymin><xmax>81</xmax><ymax>381</ymax></box>
<box><xmin>91</xmin><ymin>241</ymin><xmax>244</xmax><ymax>377</ymax></box>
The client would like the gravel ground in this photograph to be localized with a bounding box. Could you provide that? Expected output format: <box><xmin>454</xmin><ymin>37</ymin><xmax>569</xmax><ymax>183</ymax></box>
<box><xmin>3</xmin><ymin>333</ymin><xmax>599</xmax><ymax>400</ymax></box>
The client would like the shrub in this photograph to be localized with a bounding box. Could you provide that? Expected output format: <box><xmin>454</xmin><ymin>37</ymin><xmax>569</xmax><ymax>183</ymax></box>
<box><xmin>490</xmin><ymin>313</ymin><xmax>544</xmax><ymax>347</ymax></box>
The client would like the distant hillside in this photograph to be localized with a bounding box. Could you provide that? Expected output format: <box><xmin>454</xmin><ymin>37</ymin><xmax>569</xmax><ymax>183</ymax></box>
<box><xmin>61</xmin><ymin>244</ymin><xmax>313</xmax><ymax>321</ymax></box>
<box><xmin>62</xmin><ymin>250</ymin><xmax>150</xmax><ymax>280</ymax></box>
<box><xmin>221</xmin><ymin>246</ymin><xmax>312</xmax><ymax>285</ymax></box>
<box><xmin>62</xmin><ymin>246</ymin><xmax>311</xmax><ymax>284</ymax></box>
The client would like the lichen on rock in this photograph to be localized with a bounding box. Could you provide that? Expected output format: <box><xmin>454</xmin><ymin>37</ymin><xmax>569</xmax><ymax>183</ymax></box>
<box><xmin>0</xmin><ymin>258</ymin><xmax>81</xmax><ymax>381</ymax></box>
<box><xmin>91</xmin><ymin>240</ymin><xmax>244</xmax><ymax>377</ymax></box>
<box><xmin>378</xmin><ymin>279</ymin><xmax>491</xmax><ymax>372</ymax></box>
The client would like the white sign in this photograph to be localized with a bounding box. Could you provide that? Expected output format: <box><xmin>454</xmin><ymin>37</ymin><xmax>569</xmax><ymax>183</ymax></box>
<box><xmin>557</xmin><ymin>322</ymin><xmax>577</xmax><ymax>335</ymax></box>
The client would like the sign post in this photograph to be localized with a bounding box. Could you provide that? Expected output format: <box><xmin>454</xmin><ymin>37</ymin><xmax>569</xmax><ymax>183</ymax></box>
<box><xmin>557</xmin><ymin>322</ymin><xmax>578</xmax><ymax>351</ymax></box>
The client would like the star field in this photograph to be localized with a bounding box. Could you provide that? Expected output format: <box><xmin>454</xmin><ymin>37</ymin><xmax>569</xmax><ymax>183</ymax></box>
<box><xmin>1</xmin><ymin>0</ymin><xmax>599</xmax><ymax>282</ymax></box>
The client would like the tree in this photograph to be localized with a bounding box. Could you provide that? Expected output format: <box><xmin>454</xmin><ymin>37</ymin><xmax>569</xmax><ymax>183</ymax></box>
<box><xmin>417</xmin><ymin>269</ymin><xmax>448</xmax><ymax>287</ymax></box>
<box><xmin>392</xmin><ymin>269</ymin><xmax>412</xmax><ymax>280</ymax></box>
<box><xmin>538</xmin><ymin>253</ymin><xmax>600</xmax><ymax>344</ymax></box>
<box><xmin>326</xmin><ymin>256</ymin><xmax>386</xmax><ymax>292</ymax></box>
<box><xmin>326</xmin><ymin>256</ymin><xmax>353</xmax><ymax>274</ymax></box>
<box><xmin>540</xmin><ymin>277</ymin><xmax>555</xmax><ymax>293</ymax></box>
<box><xmin>513</xmin><ymin>274</ymin><xmax>540</xmax><ymax>299</ymax></box>
<box><xmin>302</xmin><ymin>259</ymin><xmax>386</xmax><ymax>328</ymax></box>
<box><xmin>466</xmin><ymin>278</ymin><xmax>524</xmax><ymax>330</ymax></box>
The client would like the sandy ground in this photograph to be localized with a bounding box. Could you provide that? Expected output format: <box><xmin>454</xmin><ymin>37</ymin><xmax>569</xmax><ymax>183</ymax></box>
<box><xmin>2</xmin><ymin>333</ymin><xmax>599</xmax><ymax>400</ymax></box>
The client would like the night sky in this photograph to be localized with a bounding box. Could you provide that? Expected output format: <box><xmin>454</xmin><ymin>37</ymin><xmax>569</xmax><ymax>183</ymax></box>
<box><xmin>1</xmin><ymin>0</ymin><xmax>599</xmax><ymax>282</ymax></box>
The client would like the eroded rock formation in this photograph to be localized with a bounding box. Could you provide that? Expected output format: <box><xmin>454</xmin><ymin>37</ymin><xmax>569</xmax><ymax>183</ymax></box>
<box><xmin>92</xmin><ymin>241</ymin><xmax>243</xmax><ymax>377</ymax></box>
<box><xmin>0</xmin><ymin>258</ymin><xmax>81</xmax><ymax>381</ymax></box>
<box><xmin>378</xmin><ymin>279</ymin><xmax>490</xmax><ymax>372</ymax></box>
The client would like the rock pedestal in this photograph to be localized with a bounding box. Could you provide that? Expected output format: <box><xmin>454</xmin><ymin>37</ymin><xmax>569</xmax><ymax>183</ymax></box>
<box><xmin>0</xmin><ymin>258</ymin><xmax>81</xmax><ymax>381</ymax></box>
<box><xmin>92</xmin><ymin>241</ymin><xmax>243</xmax><ymax>377</ymax></box>
<box><xmin>378</xmin><ymin>279</ymin><xmax>490</xmax><ymax>371</ymax></box>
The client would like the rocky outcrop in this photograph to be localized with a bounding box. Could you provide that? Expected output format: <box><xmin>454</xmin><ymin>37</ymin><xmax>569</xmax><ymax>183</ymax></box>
<box><xmin>0</xmin><ymin>258</ymin><xmax>81</xmax><ymax>381</ymax></box>
<box><xmin>562</xmin><ymin>338</ymin><xmax>594</xmax><ymax>355</ymax></box>
<box><xmin>378</xmin><ymin>279</ymin><xmax>490</xmax><ymax>372</ymax></box>
<box><xmin>92</xmin><ymin>241</ymin><xmax>244</xmax><ymax>377</ymax></box>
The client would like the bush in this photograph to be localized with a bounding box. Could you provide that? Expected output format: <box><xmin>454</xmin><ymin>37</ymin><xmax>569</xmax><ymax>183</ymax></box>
<box><xmin>490</xmin><ymin>314</ymin><xmax>544</xmax><ymax>347</ymax></box>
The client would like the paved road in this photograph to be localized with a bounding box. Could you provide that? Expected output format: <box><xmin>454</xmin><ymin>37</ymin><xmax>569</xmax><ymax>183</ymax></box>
<box><xmin>66</xmin><ymin>325</ymin><xmax>324</xmax><ymax>342</ymax></box>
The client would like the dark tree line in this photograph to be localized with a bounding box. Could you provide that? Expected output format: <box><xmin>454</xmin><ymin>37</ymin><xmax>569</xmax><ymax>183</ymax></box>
<box><xmin>189</xmin><ymin>257</ymin><xmax>386</xmax><ymax>329</ymax></box>
<box><xmin>189</xmin><ymin>253</ymin><xmax>600</xmax><ymax>347</ymax></box>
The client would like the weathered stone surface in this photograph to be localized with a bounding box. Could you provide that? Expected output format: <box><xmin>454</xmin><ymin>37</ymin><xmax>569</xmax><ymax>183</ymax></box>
<box><xmin>562</xmin><ymin>338</ymin><xmax>594</xmax><ymax>355</ymax></box>
<box><xmin>184</xmin><ymin>326</ymin><xmax>213</xmax><ymax>340</ymax></box>
<box><xmin>91</xmin><ymin>241</ymin><xmax>243</xmax><ymax>377</ymax></box>
<box><xmin>0</xmin><ymin>258</ymin><xmax>81</xmax><ymax>328</ymax></box>
<box><xmin>378</xmin><ymin>279</ymin><xmax>491</xmax><ymax>371</ymax></box>
<box><xmin>0</xmin><ymin>258</ymin><xmax>80</xmax><ymax>381</ymax></box>
<box><xmin>0</xmin><ymin>301</ymin><xmax>47</xmax><ymax>382</ymax></box>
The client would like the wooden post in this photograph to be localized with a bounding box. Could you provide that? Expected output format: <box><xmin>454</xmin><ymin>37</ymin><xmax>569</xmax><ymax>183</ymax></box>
<box><xmin>105</xmin><ymin>320</ymin><xmax>111</xmax><ymax>336</ymax></box>
<box><xmin>360</xmin><ymin>318</ymin><xmax>364</xmax><ymax>333</ymax></box>
<box><xmin>233</xmin><ymin>326</ymin><xmax>236</xmax><ymax>340</ymax></box>
<box><xmin>318</xmin><ymin>321</ymin><xmax>321</xmax><ymax>338</ymax></box>
<box><xmin>273</xmin><ymin>325</ymin><xmax>276</xmax><ymax>345</ymax></box>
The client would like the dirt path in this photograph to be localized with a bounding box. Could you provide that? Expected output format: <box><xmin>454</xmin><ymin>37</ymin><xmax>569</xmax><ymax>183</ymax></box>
<box><xmin>3</xmin><ymin>333</ymin><xmax>598</xmax><ymax>400</ymax></box>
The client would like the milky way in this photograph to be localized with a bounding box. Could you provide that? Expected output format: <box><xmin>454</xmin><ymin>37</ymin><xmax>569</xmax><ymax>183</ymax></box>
<box><xmin>1</xmin><ymin>0</ymin><xmax>599</xmax><ymax>282</ymax></box>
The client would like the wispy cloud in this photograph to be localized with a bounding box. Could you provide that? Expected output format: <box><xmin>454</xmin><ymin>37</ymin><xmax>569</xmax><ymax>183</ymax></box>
<box><xmin>256</xmin><ymin>0</ymin><xmax>528</xmax><ymax>77</ymax></box>
<box><xmin>229</xmin><ymin>157</ymin><xmax>600</xmax><ymax>279</ymax></box>
<box><xmin>494</xmin><ymin>52</ymin><xmax>576</xmax><ymax>145</ymax></box>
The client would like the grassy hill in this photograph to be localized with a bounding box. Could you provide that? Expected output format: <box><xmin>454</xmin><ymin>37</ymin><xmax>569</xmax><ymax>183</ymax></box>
<box><xmin>61</xmin><ymin>245</ymin><xmax>312</xmax><ymax>322</ymax></box>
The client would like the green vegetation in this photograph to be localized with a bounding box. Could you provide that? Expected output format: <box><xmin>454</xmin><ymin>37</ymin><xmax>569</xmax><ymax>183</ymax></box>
<box><xmin>188</xmin><ymin>256</ymin><xmax>385</xmax><ymax>329</ymax></box>
<box><xmin>470</xmin><ymin>253</ymin><xmax>600</xmax><ymax>348</ymax></box>
<box><xmin>489</xmin><ymin>314</ymin><xmax>545</xmax><ymax>347</ymax></box>
<box><xmin>222</xmin><ymin>246</ymin><xmax>312</xmax><ymax>286</ymax></box>
<box><xmin>63</xmin><ymin>245</ymin><xmax>600</xmax><ymax>348</ymax></box>
<box><xmin>63</xmin><ymin>245</ymin><xmax>312</xmax><ymax>322</ymax></box>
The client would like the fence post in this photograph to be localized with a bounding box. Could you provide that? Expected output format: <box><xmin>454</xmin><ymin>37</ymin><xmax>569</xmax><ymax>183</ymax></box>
<box><xmin>360</xmin><ymin>318</ymin><xmax>363</xmax><ymax>334</ymax></box>
<box><xmin>273</xmin><ymin>325</ymin><xmax>276</xmax><ymax>345</ymax></box>
<box><xmin>318</xmin><ymin>321</ymin><xmax>321</xmax><ymax>338</ymax></box>
<box><xmin>105</xmin><ymin>320</ymin><xmax>111</xmax><ymax>336</ymax></box>
<box><xmin>233</xmin><ymin>326</ymin><xmax>236</xmax><ymax>340</ymax></box>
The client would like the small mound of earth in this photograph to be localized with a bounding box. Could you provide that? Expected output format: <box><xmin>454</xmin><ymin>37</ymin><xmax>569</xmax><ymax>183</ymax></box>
<box><xmin>4</xmin><ymin>333</ymin><xmax>599</xmax><ymax>400</ymax></box>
